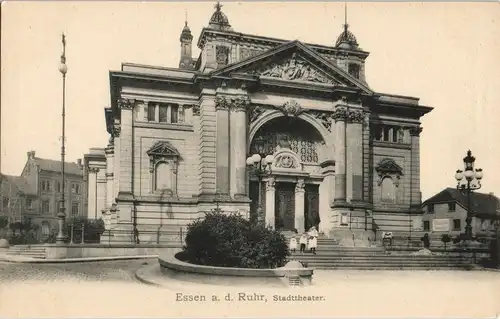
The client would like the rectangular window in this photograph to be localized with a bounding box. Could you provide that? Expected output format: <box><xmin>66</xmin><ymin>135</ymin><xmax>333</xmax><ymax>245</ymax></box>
<box><xmin>42</xmin><ymin>200</ymin><xmax>50</xmax><ymax>214</ymax></box>
<box><xmin>71</xmin><ymin>183</ymin><xmax>80</xmax><ymax>194</ymax></box>
<box><xmin>147</xmin><ymin>104</ymin><xmax>156</xmax><ymax>122</ymax></box>
<box><xmin>453</xmin><ymin>219</ymin><xmax>461</xmax><ymax>230</ymax></box>
<box><xmin>2</xmin><ymin>198</ymin><xmax>9</xmax><ymax>209</ymax></box>
<box><xmin>373</xmin><ymin>125</ymin><xmax>383</xmax><ymax>141</ymax></box>
<box><xmin>56</xmin><ymin>200</ymin><xmax>61</xmax><ymax>214</ymax></box>
<box><xmin>159</xmin><ymin>105</ymin><xmax>168</xmax><ymax>123</ymax></box>
<box><xmin>340</xmin><ymin>213</ymin><xmax>349</xmax><ymax>226</ymax></box>
<box><xmin>56</xmin><ymin>181</ymin><xmax>62</xmax><ymax>193</ymax></box>
<box><xmin>392</xmin><ymin>127</ymin><xmax>398</xmax><ymax>142</ymax></box>
<box><xmin>423</xmin><ymin>221</ymin><xmax>430</xmax><ymax>231</ymax></box>
<box><xmin>171</xmin><ymin>105</ymin><xmax>179</xmax><ymax>124</ymax></box>
<box><xmin>71</xmin><ymin>203</ymin><xmax>79</xmax><ymax>216</ymax></box>
<box><xmin>383</xmin><ymin>127</ymin><xmax>391</xmax><ymax>142</ymax></box>
<box><xmin>427</xmin><ymin>204</ymin><xmax>434</xmax><ymax>213</ymax></box>
<box><xmin>348</xmin><ymin>63</ymin><xmax>360</xmax><ymax>79</ymax></box>
<box><xmin>448</xmin><ymin>202</ymin><xmax>456</xmax><ymax>212</ymax></box>
<box><xmin>26</xmin><ymin>198</ymin><xmax>33</xmax><ymax>209</ymax></box>
<box><xmin>178</xmin><ymin>106</ymin><xmax>185</xmax><ymax>123</ymax></box>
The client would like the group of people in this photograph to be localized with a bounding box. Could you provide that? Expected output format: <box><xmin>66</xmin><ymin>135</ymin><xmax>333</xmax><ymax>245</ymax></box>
<box><xmin>289</xmin><ymin>226</ymin><xmax>319</xmax><ymax>255</ymax></box>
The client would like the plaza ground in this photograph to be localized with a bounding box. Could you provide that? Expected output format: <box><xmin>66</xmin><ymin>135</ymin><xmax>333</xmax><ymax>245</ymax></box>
<box><xmin>0</xmin><ymin>259</ymin><xmax>499</xmax><ymax>317</ymax></box>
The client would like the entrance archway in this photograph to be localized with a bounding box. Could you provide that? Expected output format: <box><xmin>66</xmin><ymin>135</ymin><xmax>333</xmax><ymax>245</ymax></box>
<box><xmin>248</xmin><ymin>116</ymin><xmax>325</xmax><ymax>232</ymax></box>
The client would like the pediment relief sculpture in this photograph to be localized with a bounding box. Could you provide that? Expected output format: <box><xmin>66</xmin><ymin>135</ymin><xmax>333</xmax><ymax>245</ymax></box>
<box><xmin>147</xmin><ymin>140</ymin><xmax>180</xmax><ymax>157</ymax></box>
<box><xmin>248</xmin><ymin>53</ymin><xmax>339</xmax><ymax>85</ymax></box>
<box><xmin>375</xmin><ymin>158</ymin><xmax>403</xmax><ymax>187</ymax></box>
<box><xmin>272</xmin><ymin>149</ymin><xmax>302</xmax><ymax>171</ymax></box>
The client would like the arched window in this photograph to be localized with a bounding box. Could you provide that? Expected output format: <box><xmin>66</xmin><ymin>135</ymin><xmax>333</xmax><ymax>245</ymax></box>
<box><xmin>155</xmin><ymin>162</ymin><xmax>172</xmax><ymax>191</ymax></box>
<box><xmin>381</xmin><ymin>177</ymin><xmax>395</xmax><ymax>203</ymax></box>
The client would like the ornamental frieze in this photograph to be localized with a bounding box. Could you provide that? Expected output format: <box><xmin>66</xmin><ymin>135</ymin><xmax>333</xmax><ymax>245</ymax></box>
<box><xmin>240</xmin><ymin>47</ymin><xmax>262</xmax><ymax>61</ymax></box>
<box><xmin>117</xmin><ymin>98</ymin><xmax>136</xmax><ymax>109</ymax></box>
<box><xmin>249</xmin><ymin>53</ymin><xmax>337</xmax><ymax>85</ymax></box>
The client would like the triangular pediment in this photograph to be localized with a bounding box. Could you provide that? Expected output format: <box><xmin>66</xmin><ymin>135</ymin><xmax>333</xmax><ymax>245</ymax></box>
<box><xmin>212</xmin><ymin>41</ymin><xmax>372</xmax><ymax>94</ymax></box>
<box><xmin>375</xmin><ymin>158</ymin><xmax>403</xmax><ymax>175</ymax></box>
<box><xmin>147</xmin><ymin>141</ymin><xmax>180</xmax><ymax>157</ymax></box>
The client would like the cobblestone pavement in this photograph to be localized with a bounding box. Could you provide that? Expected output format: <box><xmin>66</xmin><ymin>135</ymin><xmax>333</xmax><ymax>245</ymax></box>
<box><xmin>0</xmin><ymin>259</ymin><xmax>152</xmax><ymax>283</ymax></box>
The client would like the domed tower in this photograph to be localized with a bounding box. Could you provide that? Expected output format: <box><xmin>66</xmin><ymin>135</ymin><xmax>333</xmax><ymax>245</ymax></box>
<box><xmin>179</xmin><ymin>16</ymin><xmax>194</xmax><ymax>70</ymax></box>
<box><xmin>208</xmin><ymin>2</ymin><xmax>233</xmax><ymax>31</ymax></box>
<box><xmin>334</xmin><ymin>5</ymin><xmax>366</xmax><ymax>82</ymax></box>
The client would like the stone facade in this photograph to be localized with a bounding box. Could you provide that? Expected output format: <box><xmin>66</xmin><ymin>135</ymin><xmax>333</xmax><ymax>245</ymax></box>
<box><xmin>91</xmin><ymin>5</ymin><xmax>433</xmax><ymax>244</ymax></box>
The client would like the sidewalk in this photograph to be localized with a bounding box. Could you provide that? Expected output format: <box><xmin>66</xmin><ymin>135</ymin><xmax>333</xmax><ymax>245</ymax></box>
<box><xmin>0</xmin><ymin>249</ymin><xmax>158</xmax><ymax>263</ymax></box>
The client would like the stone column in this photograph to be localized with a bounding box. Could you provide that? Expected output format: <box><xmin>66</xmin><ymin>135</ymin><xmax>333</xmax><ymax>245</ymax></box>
<box><xmin>87</xmin><ymin>167</ymin><xmax>98</xmax><ymax>219</ymax></box>
<box><xmin>410</xmin><ymin>126</ymin><xmax>423</xmax><ymax>206</ymax></box>
<box><xmin>332</xmin><ymin>106</ymin><xmax>347</xmax><ymax>203</ymax></box>
<box><xmin>215</xmin><ymin>96</ymin><xmax>230</xmax><ymax>195</ymax></box>
<box><xmin>105</xmin><ymin>144</ymin><xmax>115</xmax><ymax>208</ymax></box>
<box><xmin>198</xmin><ymin>91</ymin><xmax>216</xmax><ymax>197</ymax></box>
<box><xmin>319</xmin><ymin>160</ymin><xmax>335</xmax><ymax>234</ymax></box>
<box><xmin>229</xmin><ymin>96</ymin><xmax>249</xmax><ymax>199</ymax></box>
<box><xmin>346</xmin><ymin>108</ymin><xmax>365</xmax><ymax>203</ymax></box>
<box><xmin>112</xmin><ymin>120</ymin><xmax>121</xmax><ymax>200</ymax></box>
<box><xmin>294</xmin><ymin>179</ymin><xmax>305</xmax><ymax>233</ymax></box>
<box><xmin>265</xmin><ymin>177</ymin><xmax>276</xmax><ymax>228</ymax></box>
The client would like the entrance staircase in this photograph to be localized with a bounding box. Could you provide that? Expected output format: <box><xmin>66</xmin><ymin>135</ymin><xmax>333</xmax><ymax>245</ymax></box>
<box><xmin>284</xmin><ymin>234</ymin><xmax>474</xmax><ymax>270</ymax></box>
<box><xmin>6</xmin><ymin>245</ymin><xmax>47</xmax><ymax>259</ymax></box>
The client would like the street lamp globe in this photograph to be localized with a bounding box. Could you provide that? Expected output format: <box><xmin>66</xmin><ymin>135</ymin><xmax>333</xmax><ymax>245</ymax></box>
<box><xmin>475</xmin><ymin>168</ymin><xmax>484</xmax><ymax>180</ymax></box>
<box><xmin>265</xmin><ymin>154</ymin><xmax>274</xmax><ymax>165</ymax></box>
<box><xmin>246</xmin><ymin>157</ymin><xmax>254</xmax><ymax>166</ymax></box>
<box><xmin>455</xmin><ymin>170</ymin><xmax>464</xmax><ymax>181</ymax></box>
<box><xmin>251</xmin><ymin>153</ymin><xmax>261</xmax><ymax>164</ymax></box>
<box><xmin>58</xmin><ymin>62</ymin><xmax>68</xmax><ymax>75</ymax></box>
<box><xmin>464</xmin><ymin>170</ymin><xmax>474</xmax><ymax>181</ymax></box>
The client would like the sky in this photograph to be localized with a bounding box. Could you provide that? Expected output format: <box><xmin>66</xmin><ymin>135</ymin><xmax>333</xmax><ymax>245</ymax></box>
<box><xmin>1</xmin><ymin>1</ymin><xmax>500</xmax><ymax>201</ymax></box>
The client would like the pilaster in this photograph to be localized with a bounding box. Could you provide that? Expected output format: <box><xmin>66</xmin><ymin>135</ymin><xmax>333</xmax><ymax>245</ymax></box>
<box><xmin>215</xmin><ymin>95</ymin><xmax>230</xmax><ymax>195</ymax></box>
<box><xmin>346</xmin><ymin>107</ymin><xmax>365</xmax><ymax>203</ymax></box>
<box><xmin>332</xmin><ymin>105</ymin><xmax>347</xmax><ymax>204</ymax></box>
<box><xmin>117</xmin><ymin>98</ymin><xmax>135</xmax><ymax>201</ymax></box>
<box><xmin>410</xmin><ymin>126</ymin><xmax>423</xmax><ymax>207</ymax></box>
<box><xmin>87</xmin><ymin>167</ymin><xmax>98</xmax><ymax>219</ymax></box>
<box><xmin>265</xmin><ymin>177</ymin><xmax>276</xmax><ymax>228</ymax></box>
<box><xmin>294</xmin><ymin>179</ymin><xmax>305</xmax><ymax>233</ymax></box>
<box><xmin>105</xmin><ymin>145</ymin><xmax>115</xmax><ymax>208</ymax></box>
<box><xmin>319</xmin><ymin>160</ymin><xmax>335</xmax><ymax>234</ymax></box>
<box><xmin>229</xmin><ymin>95</ymin><xmax>250</xmax><ymax>199</ymax></box>
<box><xmin>198</xmin><ymin>90</ymin><xmax>217</xmax><ymax>197</ymax></box>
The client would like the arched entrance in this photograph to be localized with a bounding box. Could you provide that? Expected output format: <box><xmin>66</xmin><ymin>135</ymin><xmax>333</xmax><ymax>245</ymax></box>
<box><xmin>248</xmin><ymin>116</ymin><xmax>326</xmax><ymax>233</ymax></box>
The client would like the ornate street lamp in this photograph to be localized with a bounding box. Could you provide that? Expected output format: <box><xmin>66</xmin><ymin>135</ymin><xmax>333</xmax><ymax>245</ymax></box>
<box><xmin>454</xmin><ymin>150</ymin><xmax>484</xmax><ymax>241</ymax></box>
<box><xmin>246</xmin><ymin>136</ymin><xmax>274</xmax><ymax>226</ymax></box>
<box><xmin>56</xmin><ymin>33</ymin><xmax>68</xmax><ymax>244</ymax></box>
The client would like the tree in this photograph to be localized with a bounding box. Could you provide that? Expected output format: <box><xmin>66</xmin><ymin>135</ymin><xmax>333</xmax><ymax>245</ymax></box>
<box><xmin>0</xmin><ymin>216</ymin><xmax>8</xmax><ymax>229</ymax></box>
<box><xmin>441</xmin><ymin>234</ymin><xmax>451</xmax><ymax>251</ymax></box>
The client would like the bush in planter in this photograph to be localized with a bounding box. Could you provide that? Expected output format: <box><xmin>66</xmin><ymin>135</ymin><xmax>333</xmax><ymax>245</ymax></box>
<box><xmin>183</xmin><ymin>211</ymin><xmax>289</xmax><ymax>269</ymax></box>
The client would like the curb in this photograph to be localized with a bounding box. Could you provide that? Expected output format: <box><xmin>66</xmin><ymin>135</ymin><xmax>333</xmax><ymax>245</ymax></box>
<box><xmin>134</xmin><ymin>264</ymin><xmax>162</xmax><ymax>287</ymax></box>
<box><xmin>0</xmin><ymin>254</ymin><xmax>159</xmax><ymax>264</ymax></box>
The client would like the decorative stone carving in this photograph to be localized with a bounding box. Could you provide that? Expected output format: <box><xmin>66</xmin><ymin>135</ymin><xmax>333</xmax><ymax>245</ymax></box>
<box><xmin>216</xmin><ymin>45</ymin><xmax>230</xmax><ymax>66</ymax></box>
<box><xmin>295</xmin><ymin>179</ymin><xmax>305</xmax><ymax>192</ymax></box>
<box><xmin>266</xmin><ymin>177</ymin><xmax>276</xmax><ymax>191</ymax></box>
<box><xmin>346</xmin><ymin>109</ymin><xmax>364</xmax><ymax>124</ymax></box>
<box><xmin>308</xmin><ymin>110</ymin><xmax>333</xmax><ymax>132</ymax></box>
<box><xmin>272</xmin><ymin>148</ymin><xmax>302</xmax><ymax>171</ymax></box>
<box><xmin>251</xmin><ymin>53</ymin><xmax>336</xmax><ymax>85</ymax></box>
<box><xmin>279</xmin><ymin>100</ymin><xmax>303</xmax><ymax>117</ymax></box>
<box><xmin>117</xmin><ymin>98</ymin><xmax>135</xmax><ymax>109</ymax></box>
<box><xmin>248</xmin><ymin>105</ymin><xmax>265</xmax><ymax>124</ymax></box>
<box><xmin>409</xmin><ymin>126</ymin><xmax>423</xmax><ymax>136</ymax></box>
<box><xmin>240</xmin><ymin>47</ymin><xmax>262</xmax><ymax>61</ymax></box>
<box><xmin>332</xmin><ymin>107</ymin><xmax>347</xmax><ymax>122</ymax></box>
<box><xmin>147</xmin><ymin>141</ymin><xmax>180</xmax><ymax>195</ymax></box>
<box><xmin>230</xmin><ymin>96</ymin><xmax>250</xmax><ymax>112</ymax></box>
<box><xmin>112</xmin><ymin>124</ymin><xmax>121</xmax><ymax>138</ymax></box>
<box><xmin>375</xmin><ymin>158</ymin><xmax>403</xmax><ymax>187</ymax></box>
<box><xmin>192</xmin><ymin>104</ymin><xmax>200</xmax><ymax>116</ymax></box>
<box><xmin>276</xmin><ymin>155</ymin><xmax>296</xmax><ymax>169</ymax></box>
<box><xmin>88</xmin><ymin>167</ymin><xmax>100</xmax><ymax>174</ymax></box>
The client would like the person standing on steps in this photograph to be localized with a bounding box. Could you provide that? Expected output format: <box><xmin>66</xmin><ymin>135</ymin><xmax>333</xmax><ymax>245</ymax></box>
<box><xmin>289</xmin><ymin>235</ymin><xmax>297</xmax><ymax>253</ymax></box>
<box><xmin>308</xmin><ymin>226</ymin><xmax>319</xmax><ymax>254</ymax></box>
<box><xmin>299</xmin><ymin>232</ymin><xmax>308</xmax><ymax>253</ymax></box>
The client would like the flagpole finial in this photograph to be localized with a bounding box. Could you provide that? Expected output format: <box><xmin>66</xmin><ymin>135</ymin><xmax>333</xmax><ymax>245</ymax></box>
<box><xmin>59</xmin><ymin>33</ymin><xmax>67</xmax><ymax>75</ymax></box>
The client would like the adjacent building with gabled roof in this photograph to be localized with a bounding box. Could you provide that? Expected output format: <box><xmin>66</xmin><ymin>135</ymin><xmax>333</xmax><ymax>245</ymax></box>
<box><xmin>421</xmin><ymin>187</ymin><xmax>500</xmax><ymax>237</ymax></box>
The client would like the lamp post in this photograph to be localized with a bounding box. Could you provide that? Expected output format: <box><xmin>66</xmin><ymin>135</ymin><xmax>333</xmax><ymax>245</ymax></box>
<box><xmin>246</xmin><ymin>137</ymin><xmax>274</xmax><ymax>226</ymax></box>
<box><xmin>56</xmin><ymin>33</ymin><xmax>68</xmax><ymax>244</ymax></box>
<box><xmin>454</xmin><ymin>150</ymin><xmax>484</xmax><ymax>241</ymax></box>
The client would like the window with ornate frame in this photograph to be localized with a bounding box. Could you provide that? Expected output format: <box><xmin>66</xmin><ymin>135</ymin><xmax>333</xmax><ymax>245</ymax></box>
<box><xmin>147</xmin><ymin>140</ymin><xmax>180</xmax><ymax>196</ymax></box>
<box><xmin>375</xmin><ymin>158</ymin><xmax>403</xmax><ymax>204</ymax></box>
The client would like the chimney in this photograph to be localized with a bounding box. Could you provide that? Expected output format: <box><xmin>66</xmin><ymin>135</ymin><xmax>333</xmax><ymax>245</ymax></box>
<box><xmin>27</xmin><ymin>150</ymin><xmax>35</xmax><ymax>159</ymax></box>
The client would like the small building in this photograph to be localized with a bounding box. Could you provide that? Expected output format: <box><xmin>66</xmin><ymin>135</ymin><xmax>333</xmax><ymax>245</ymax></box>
<box><xmin>0</xmin><ymin>173</ymin><xmax>37</xmax><ymax>223</ymax></box>
<box><xmin>20</xmin><ymin>151</ymin><xmax>86</xmax><ymax>234</ymax></box>
<box><xmin>421</xmin><ymin>188</ymin><xmax>500</xmax><ymax>238</ymax></box>
<box><xmin>83</xmin><ymin>148</ymin><xmax>107</xmax><ymax>220</ymax></box>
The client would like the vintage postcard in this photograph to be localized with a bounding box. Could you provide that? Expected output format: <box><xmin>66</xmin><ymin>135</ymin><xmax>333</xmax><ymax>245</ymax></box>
<box><xmin>1</xmin><ymin>1</ymin><xmax>499</xmax><ymax>318</ymax></box>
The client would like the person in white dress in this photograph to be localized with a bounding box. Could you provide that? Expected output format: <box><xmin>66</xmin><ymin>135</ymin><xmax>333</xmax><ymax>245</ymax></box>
<box><xmin>307</xmin><ymin>226</ymin><xmax>318</xmax><ymax>254</ymax></box>
<box><xmin>289</xmin><ymin>236</ymin><xmax>297</xmax><ymax>253</ymax></box>
<box><xmin>299</xmin><ymin>233</ymin><xmax>308</xmax><ymax>253</ymax></box>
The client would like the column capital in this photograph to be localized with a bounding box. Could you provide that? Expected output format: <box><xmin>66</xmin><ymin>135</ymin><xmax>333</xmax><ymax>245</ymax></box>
<box><xmin>332</xmin><ymin>106</ymin><xmax>348</xmax><ymax>122</ymax></box>
<box><xmin>117</xmin><ymin>98</ymin><xmax>136</xmax><ymax>110</ymax></box>
<box><xmin>266</xmin><ymin>177</ymin><xmax>276</xmax><ymax>191</ymax></box>
<box><xmin>230</xmin><ymin>96</ymin><xmax>251</xmax><ymax>112</ymax></box>
<box><xmin>88</xmin><ymin>167</ymin><xmax>100</xmax><ymax>174</ymax></box>
<box><xmin>409</xmin><ymin>126</ymin><xmax>423</xmax><ymax>136</ymax></box>
<box><xmin>346</xmin><ymin>109</ymin><xmax>365</xmax><ymax>124</ymax></box>
<box><xmin>295</xmin><ymin>179</ymin><xmax>305</xmax><ymax>193</ymax></box>
<box><xmin>215</xmin><ymin>95</ymin><xmax>230</xmax><ymax>110</ymax></box>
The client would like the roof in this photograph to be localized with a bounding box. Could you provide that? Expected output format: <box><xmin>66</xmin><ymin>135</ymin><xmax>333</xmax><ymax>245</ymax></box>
<box><xmin>33</xmin><ymin>157</ymin><xmax>83</xmax><ymax>176</ymax></box>
<box><xmin>0</xmin><ymin>174</ymin><xmax>36</xmax><ymax>196</ymax></box>
<box><xmin>423</xmin><ymin>187</ymin><xmax>500</xmax><ymax>218</ymax></box>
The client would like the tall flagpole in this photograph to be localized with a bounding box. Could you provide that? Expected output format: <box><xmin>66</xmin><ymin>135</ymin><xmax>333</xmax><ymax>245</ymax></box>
<box><xmin>56</xmin><ymin>33</ymin><xmax>68</xmax><ymax>244</ymax></box>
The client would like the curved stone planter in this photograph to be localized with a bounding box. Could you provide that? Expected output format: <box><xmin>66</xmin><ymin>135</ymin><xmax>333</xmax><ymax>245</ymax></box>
<box><xmin>158</xmin><ymin>251</ymin><xmax>313</xmax><ymax>287</ymax></box>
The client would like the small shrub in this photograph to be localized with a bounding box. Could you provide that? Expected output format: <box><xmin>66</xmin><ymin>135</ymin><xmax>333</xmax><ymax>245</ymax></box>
<box><xmin>183</xmin><ymin>211</ymin><xmax>289</xmax><ymax>269</ymax></box>
<box><xmin>0</xmin><ymin>216</ymin><xmax>8</xmax><ymax>230</ymax></box>
<box><xmin>441</xmin><ymin>234</ymin><xmax>451</xmax><ymax>250</ymax></box>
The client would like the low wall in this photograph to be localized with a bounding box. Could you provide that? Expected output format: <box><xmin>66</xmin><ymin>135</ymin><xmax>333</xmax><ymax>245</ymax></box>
<box><xmin>14</xmin><ymin>244</ymin><xmax>182</xmax><ymax>259</ymax></box>
<box><xmin>158</xmin><ymin>252</ymin><xmax>313</xmax><ymax>287</ymax></box>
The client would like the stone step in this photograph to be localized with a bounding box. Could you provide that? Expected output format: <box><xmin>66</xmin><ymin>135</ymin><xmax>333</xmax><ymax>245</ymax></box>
<box><xmin>311</xmin><ymin>266</ymin><xmax>470</xmax><ymax>270</ymax></box>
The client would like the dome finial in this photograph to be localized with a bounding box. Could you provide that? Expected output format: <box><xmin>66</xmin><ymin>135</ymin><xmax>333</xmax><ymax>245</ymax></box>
<box><xmin>344</xmin><ymin>3</ymin><xmax>349</xmax><ymax>31</ymax></box>
<box><xmin>335</xmin><ymin>2</ymin><xmax>359</xmax><ymax>49</ymax></box>
<box><xmin>215</xmin><ymin>2</ymin><xmax>222</xmax><ymax>12</ymax></box>
<box><xmin>208</xmin><ymin>1</ymin><xmax>232</xmax><ymax>31</ymax></box>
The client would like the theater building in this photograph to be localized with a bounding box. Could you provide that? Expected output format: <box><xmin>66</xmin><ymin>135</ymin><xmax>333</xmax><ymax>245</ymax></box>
<box><xmin>86</xmin><ymin>4</ymin><xmax>433</xmax><ymax>244</ymax></box>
